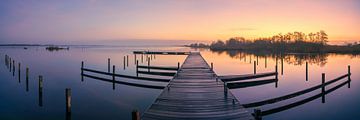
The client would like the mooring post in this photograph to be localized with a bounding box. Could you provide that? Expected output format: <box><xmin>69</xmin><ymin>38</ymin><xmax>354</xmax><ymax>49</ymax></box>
<box><xmin>127</xmin><ymin>55</ymin><xmax>129</xmax><ymax>67</ymax></box>
<box><xmin>177</xmin><ymin>62</ymin><xmax>180</xmax><ymax>70</ymax></box>
<box><xmin>132</xmin><ymin>110</ymin><xmax>140</xmax><ymax>120</ymax></box>
<box><xmin>348</xmin><ymin>65</ymin><xmax>351</xmax><ymax>88</ymax></box>
<box><xmin>12</xmin><ymin>60</ymin><xmax>15</xmax><ymax>76</ymax></box>
<box><xmin>108</xmin><ymin>58</ymin><xmax>110</xmax><ymax>73</ymax></box>
<box><xmin>147</xmin><ymin>57</ymin><xmax>150</xmax><ymax>72</ymax></box>
<box><xmin>254</xmin><ymin>61</ymin><xmax>256</xmax><ymax>74</ymax></box>
<box><xmin>275</xmin><ymin>57</ymin><xmax>278</xmax><ymax>68</ymax></box>
<box><xmin>18</xmin><ymin>63</ymin><xmax>21</xmax><ymax>83</ymax></box>
<box><xmin>9</xmin><ymin>58</ymin><xmax>12</xmax><ymax>72</ymax></box>
<box><xmin>321</xmin><ymin>73</ymin><xmax>325</xmax><ymax>103</ymax></box>
<box><xmin>113</xmin><ymin>65</ymin><xmax>115</xmax><ymax>90</ymax></box>
<box><xmin>134</xmin><ymin>54</ymin><xmax>137</xmax><ymax>65</ymax></box>
<box><xmin>306</xmin><ymin>62</ymin><xmax>308</xmax><ymax>81</ymax></box>
<box><xmin>281</xmin><ymin>57</ymin><xmax>284</xmax><ymax>75</ymax></box>
<box><xmin>141</xmin><ymin>54</ymin><xmax>143</xmax><ymax>63</ymax></box>
<box><xmin>256</xmin><ymin>56</ymin><xmax>259</xmax><ymax>66</ymax></box>
<box><xmin>211</xmin><ymin>62</ymin><xmax>213</xmax><ymax>71</ymax></box>
<box><xmin>254</xmin><ymin>109</ymin><xmax>262</xmax><ymax>120</ymax></box>
<box><xmin>123</xmin><ymin>56</ymin><xmax>126</xmax><ymax>70</ymax></box>
<box><xmin>26</xmin><ymin>67</ymin><xmax>29</xmax><ymax>92</ymax></box>
<box><xmin>265</xmin><ymin>57</ymin><xmax>267</xmax><ymax>68</ymax></box>
<box><xmin>65</xmin><ymin>88</ymin><xmax>71</xmax><ymax>120</ymax></box>
<box><xmin>275</xmin><ymin>65</ymin><xmax>278</xmax><ymax>88</ymax></box>
<box><xmin>136</xmin><ymin>60</ymin><xmax>139</xmax><ymax>77</ymax></box>
<box><xmin>39</xmin><ymin>75</ymin><xmax>43</xmax><ymax>107</ymax></box>
<box><xmin>81</xmin><ymin>61</ymin><xmax>84</xmax><ymax>81</ymax></box>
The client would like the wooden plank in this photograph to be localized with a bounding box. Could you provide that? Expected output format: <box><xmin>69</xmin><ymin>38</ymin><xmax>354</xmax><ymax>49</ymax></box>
<box><xmin>142</xmin><ymin>52</ymin><xmax>253</xmax><ymax>120</ymax></box>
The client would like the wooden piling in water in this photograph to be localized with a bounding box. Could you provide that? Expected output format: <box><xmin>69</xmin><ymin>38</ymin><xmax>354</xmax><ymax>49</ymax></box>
<box><xmin>141</xmin><ymin>54</ymin><xmax>143</xmax><ymax>63</ymax></box>
<box><xmin>18</xmin><ymin>63</ymin><xmax>21</xmax><ymax>83</ymax></box>
<box><xmin>65</xmin><ymin>88</ymin><xmax>71</xmax><ymax>120</ymax></box>
<box><xmin>306</xmin><ymin>62</ymin><xmax>308</xmax><ymax>81</ymax></box>
<box><xmin>113</xmin><ymin>65</ymin><xmax>115</xmax><ymax>90</ymax></box>
<box><xmin>254</xmin><ymin>109</ymin><xmax>262</xmax><ymax>120</ymax></box>
<box><xmin>108</xmin><ymin>58</ymin><xmax>110</xmax><ymax>73</ymax></box>
<box><xmin>224</xmin><ymin>82</ymin><xmax>228</xmax><ymax>98</ymax></box>
<box><xmin>281</xmin><ymin>57</ymin><xmax>284</xmax><ymax>75</ymax></box>
<box><xmin>39</xmin><ymin>75</ymin><xmax>43</xmax><ymax>107</ymax></box>
<box><xmin>136</xmin><ymin>60</ymin><xmax>139</xmax><ymax>77</ymax></box>
<box><xmin>254</xmin><ymin>61</ymin><xmax>256</xmax><ymax>74</ymax></box>
<box><xmin>26</xmin><ymin>67</ymin><xmax>29</xmax><ymax>92</ymax></box>
<box><xmin>348</xmin><ymin>65</ymin><xmax>351</xmax><ymax>88</ymax></box>
<box><xmin>211</xmin><ymin>62</ymin><xmax>213</xmax><ymax>71</ymax></box>
<box><xmin>265</xmin><ymin>57</ymin><xmax>267</xmax><ymax>68</ymax></box>
<box><xmin>177</xmin><ymin>62</ymin><xmax>180</xmax><ymax>70</ymax></box>
<box><xmin>275</xmin><ymin>65</ymin><xmax>278</xmax><ymax>88</ymax></box>
<box><xmin>132</xmin><ymin>110</ymin><xmax>140</xmax><ymax>120</ymax></box>
<box><xmin>134</xmin><ymin>54</ymin><xmax>137</xmax><ymax>65</ymax></box>
<box><xmin>12</xmin><ymin>60</ymin><xmax>15</xmax><ymax>76</ymax></box>
<box><xmin>81</xmin><ymin>61</ymin><xmax>84</xmax><ymax>81</ymax></box>
<box><xmin>9</xmin><ymin>58</ymin><xmax>12</xmax><ymax>72</ymax></box>
<box><xmin>123</xmin><ymin>56</ymin><xmax>126</xmax><ymax>70</ymax></box>
<box><xmin>321</xmin><ymin>73</ymin><xmax>325</xmax><ymax>103</ymax></box>
<box><xmin>147</xmin><ymin>57</ymin><xmax>150</xmax><ymax>72</ymax></box>
<box><xmin>256</xmin><ymin>56</ymin><xmax>259</xmax><ymax>66</ymax></box>
<box><xmin>127</xmin><ymin>55</ymin><xmax>129</xmax><ymax>67</ymax></box>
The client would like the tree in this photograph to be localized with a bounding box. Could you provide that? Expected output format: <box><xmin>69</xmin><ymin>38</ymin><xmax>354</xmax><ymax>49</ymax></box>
<box><xmin>319</xmin><ymin>30</ymin><xmax>328</xmax><ymax>45</ymax></box>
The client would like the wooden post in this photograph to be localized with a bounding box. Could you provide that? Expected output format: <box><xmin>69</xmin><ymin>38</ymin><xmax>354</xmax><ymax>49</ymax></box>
<box><xmin>256</xmin><ymin>56</ymin><xmax>259</xmax><ymax>66</ymax></box>
<box><xmin>81</xmin><ymin>61</ymin><xmax>84</xmax><ymax>81</ymax></box>
<box><xmin>254</xmin><ymin>61</ymin><xmax>256</xmax><ymax>74</ymax></box>
<box><xmin>306</xmin><ymin>62</ymin><xmax>308</xmax><ymax>81</ymax></box>
<box><xmin>177</xmin><ymin>62</ymin><xmax>180</xmax><ymax>70</ymax></box>
<box><xmin>321</xmin><ymin>73</ymin><xmax>325</xmax><ymax>103</ymax></box>
<box><xmin>18</xmin><ymin>63</ymin><xmax>21</xmax><ymax>83</ymax></box>
<box><xmin>275</xmin><ymin>65</ymin><xmax>278</xmax><ymax>88</ymax></box>
<box><xmin>39</xmin><ymin>76</ymin><xmax>43</xmax><ymax>107</ymax></box>
<box><xmin>281</xmin><ymin>57</ymin><xmax>284</xmax><ymax>75</ymax></box>
<box><xmin>254</xmin><ymin>109</ymin><xmax>262</xmax><ymax>120</ymax></box>
<box><xmin>147</xmin><ymin>57</ymin><xmax>150</xmax><ymax>72</ymax></box>
<box><xmin>211</xmin><ymin>62</ymin><xmax>213</xmax><ymax>71</ymax></box>
<box><xmin>65</xmin><ymin>88</ymin><xmax>71</xmax><ymax>120</ymax></box>
<box><xmin>123</xmin><ymin>56</ymin><xmax>126</xmax><ymax>70</ymax></box>
<box><xmin>224</xmin><ymin>82</ymin><xmax>228</xmax><ymax>98</ymax></box>
<box><xmin>136</xmin><ymin>60</ymin><xmax>139</xmax><ymax>77</ymax></box>
<box><xmin>127</xmin><ymin>55</ymin><xmax>129</xmax><ymax>67</ymax></box>
<box><xmin>113</xmin><ymin>65</ymin><xmax>115</xmax><ymax>90</ymax></box>
<box><xmin>132</xmin><ymin>110</ymin><xmax>140</xmax><ymax>120</ymax></box>
<box><xmin>275</xmin><ymin>57</ymin><xmax>278</xmax><ymax>68</ymax></box>
<box><xmin>265</xmin><ymin>57</ymin><xmax>267</xmax><ymax>68</ymax></box>
<box><xmin>348</xmin><ymin>65</ymin><xmax>351</xmax><ymax>88</ymax></box>
<box><xmin>134</xmin><ymin>54</ymin><xmax>137</xmax><ymax>65</ymax></box>
<box><xmin>12</xmin><ymin>60</ymin><xmax>15</xmax><ymax>76</ymax></box>
<box><xmin>9</xmin><ymin>58</ymin><xmax>12</xmax><ymax>72</ymax></box>
<box><xmin>108</xmin><ymin>58</ymin><xmax>110</xmax><ymax>73</ymax></box>
<box><xmin>26</xmin><ymin>67</ymin><xmax>29</xmax><ymax>92</ymax></box>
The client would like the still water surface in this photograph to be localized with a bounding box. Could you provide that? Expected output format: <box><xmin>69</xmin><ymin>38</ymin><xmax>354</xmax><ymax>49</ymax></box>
<box><xmin>0</xmin><ymin>46</ymin><xmax>359</xmax><ymax>120</ymax></box>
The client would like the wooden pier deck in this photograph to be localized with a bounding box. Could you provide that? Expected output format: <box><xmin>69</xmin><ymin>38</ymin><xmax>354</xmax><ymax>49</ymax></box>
<box><xmin>142</xmin><ymin>52</ymin><xmax>253</xmax><ymax>120</ymax></box>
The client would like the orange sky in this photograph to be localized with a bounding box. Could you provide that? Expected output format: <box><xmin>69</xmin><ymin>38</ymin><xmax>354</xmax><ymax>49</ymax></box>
<box><xmin>0</xmin><ymin>0</ymin><xmax>359</xmax><ymax>43</ymax></box>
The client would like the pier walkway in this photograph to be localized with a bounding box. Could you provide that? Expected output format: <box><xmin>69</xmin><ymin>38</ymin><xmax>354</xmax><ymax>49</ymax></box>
<box><xmin>142</xmin><ymin>52</ymin><xmax>253</xmax><ymax>120</ymax></box>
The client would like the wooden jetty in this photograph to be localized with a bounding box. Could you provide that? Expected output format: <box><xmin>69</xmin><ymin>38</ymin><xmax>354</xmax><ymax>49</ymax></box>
<box><xmin>142</xmin><ymin>52</ymin><xmax>253</xmax><ymax>120</ymax></box>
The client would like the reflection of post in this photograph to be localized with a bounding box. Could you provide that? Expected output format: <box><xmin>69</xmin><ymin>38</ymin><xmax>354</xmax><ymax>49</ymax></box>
<box><xmin>39</xmin><ymin>76</ymin><xmax>43</xmax><ymax>107</ymax></box>
<box><xmin>348</xmin><ymin>65</ymin><xmax>351</xmax><ymax>88</ymax></box>
<box><xmin>132</xmin><ymin>110</ymin><xmax>140</xmax><ymax>120</ymax></box>
<box><xmin>136</xmin><ymin>60</ymin><xmax>139</xmax><ymax>77</ymax></box>
<box><xmin>113</xmin><ymin>65</ymin><xmax>115</xmax><ymax>90</ymax></box>
<box><xmin>254</xmin><ymin>61</ymin><xmax>256</xmax><ymax>74</ymax></box>
<box><xmin>26</xmin><ymin>67</ymin><xmax>29</xmax><ymax>92</ymax></box>
<box><xmin>65</xmin><ymin>88</ymin><xmax>71</xmax><ymax>120</ymax></box>
<box><xmin>306</xmin><ymin>62</ymin><xmax>308</xmax><ymax>81</ymax></box>
<box><xmin>281</xmin><ymin>57</ymin><xmax>284</xmax><ymax>75</ymax></box>
<box><xmin>224</xmin><ymin>82</ymin><xmax>228</xmax><ymax>98</ymax></box>
<box><xmin>321</xmin><ymin>73</ymin><xmax>325</xmax><ymax>103</ymax></box>
<box><xmin>108</xmin><ymin>58</ymin><xmax>110</xmax><ymax>73</ymax></box>
<box><xmin>81</xmin><ymin>61</ymin><xmax>84</xmax><ymax>81</ymax></box>
<box><xmin>18</xmin><ymin>63</ymin><xmax>21</xmax><ymax>83</ymax></box>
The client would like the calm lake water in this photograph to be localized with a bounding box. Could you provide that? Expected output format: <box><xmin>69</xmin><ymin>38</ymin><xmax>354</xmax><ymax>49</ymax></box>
<box><xmin>0</xmin><ymin>46</ymin><xmax>359</xmax><ymax>120</ymax></box>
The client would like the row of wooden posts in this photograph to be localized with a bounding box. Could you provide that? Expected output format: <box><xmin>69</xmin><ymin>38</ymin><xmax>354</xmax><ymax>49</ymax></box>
<box><xmin>4</xmin><ymin>55</ymin><xmax>72</xmax><ymax>120</ymax></box>
<box><xmin>253</xmin><ymin>65</ymin><xmax>351</xmax><ymax>120</ymax></box>
<box><xmin>106</xmin><ymin>54</ymin><xmax>157</xmax><ymax>73</ymax></box>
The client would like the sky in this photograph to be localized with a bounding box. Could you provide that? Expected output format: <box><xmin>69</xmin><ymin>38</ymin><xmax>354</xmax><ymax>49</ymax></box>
<box><xmin>0</xmin><ymin>0</ymin><xmax>359</xmax><ymax>44</ymax></box>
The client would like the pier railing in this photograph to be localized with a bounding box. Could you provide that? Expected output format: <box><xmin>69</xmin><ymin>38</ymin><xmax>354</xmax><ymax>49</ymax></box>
<box><xmin>251</xmin><ymin>66</ymin><xmax>351</xmax><ymax>119</ymax></box>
